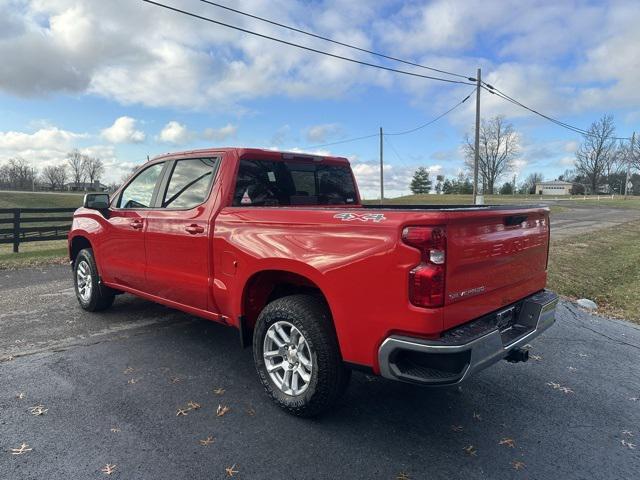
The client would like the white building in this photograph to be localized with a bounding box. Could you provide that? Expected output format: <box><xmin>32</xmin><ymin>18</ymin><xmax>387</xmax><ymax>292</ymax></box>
<box><xmin>534</xmin><ymin>180</ymin><xmax>574</xmax><ymax>195</ymax></box>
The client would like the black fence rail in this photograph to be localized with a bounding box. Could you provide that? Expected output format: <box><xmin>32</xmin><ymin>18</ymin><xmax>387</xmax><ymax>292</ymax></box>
<box><xmin>0</xmin><ymin>208</ymin><xmax>76</xmax><ymax>253</ymax></box>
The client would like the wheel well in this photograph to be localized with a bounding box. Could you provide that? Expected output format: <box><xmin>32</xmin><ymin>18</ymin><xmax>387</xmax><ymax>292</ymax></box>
<box><xmin>242</xmin><ymin>270</ymin><xmax>330</xmax><ymax>333</ymax></box>
<box><xmin>69</xmin><ymin>236</ymin><xmax>91</xmax><ymax>262</ymax></box>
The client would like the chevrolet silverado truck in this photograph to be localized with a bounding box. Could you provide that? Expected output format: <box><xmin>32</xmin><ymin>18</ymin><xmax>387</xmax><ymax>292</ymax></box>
<box><xmin>69</xmin><ymin>148</ymin><xmax>558</xmax><ymax>416</ymax></box>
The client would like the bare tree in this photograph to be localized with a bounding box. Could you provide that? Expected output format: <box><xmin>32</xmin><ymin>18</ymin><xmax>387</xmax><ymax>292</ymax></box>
<box><xmin>464</xmin><ymin>115</ymin><xmax>520</xmax><ymax>194</ymax></box>
<box><xmin>0</xmin><ymin>157</ymin><xmax>37</xmax><ymax>190</ymax></box>
<box><xmin>67</xmin><ymin>150</ymin><xmax>88</xmax><ymax>189</ymax></box>
<box><xmin>575</xmin><ymin>115</ymin><xmax>617</xmax><ymax>193</ymax></box>
<box><xmin>41</xmin><ymin>164</ymin><xmax>68</xmax><ymax>190</ymax></box>
<box><xmin>85</xmin><ymin>157</ymin><xmax>104</xmax><ymax>187</ymax></box>
<box><xmin>521</xmin><ymin>172</ymin><xmax>544</xmax><ymax>194</ymax></box>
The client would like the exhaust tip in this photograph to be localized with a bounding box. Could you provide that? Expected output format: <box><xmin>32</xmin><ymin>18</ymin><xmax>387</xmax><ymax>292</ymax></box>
<box><xmin>505</xmin><ymin>347</ymin><xmax>529</xmax><ymax>363</ymax></box>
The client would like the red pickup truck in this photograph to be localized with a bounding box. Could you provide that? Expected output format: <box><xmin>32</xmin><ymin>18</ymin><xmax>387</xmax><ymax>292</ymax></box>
<box><xmin>69</xmin><ymin>148</ymin><xmax>557</xmax><ymax>416</ymax></box>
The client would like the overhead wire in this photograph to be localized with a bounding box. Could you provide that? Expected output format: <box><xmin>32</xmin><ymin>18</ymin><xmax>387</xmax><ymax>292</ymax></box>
<box><xmin>198</xmin><ymin>0</ymin><xmax>473</xmax><ymax>81</ymax></box>
<box><xmin>141</xmin><ymin>0</ymin><xmax>475</xmax><ymax>85</ymax></box>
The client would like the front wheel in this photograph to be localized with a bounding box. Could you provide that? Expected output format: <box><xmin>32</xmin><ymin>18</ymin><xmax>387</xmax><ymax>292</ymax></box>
<box><xmin>253</xmin><ymin>294</ymin><xmax>351</xmax><ymax>417</ymax></box>
<box><xmin>73</xmin><ymin>248</ymin><xmax>115</xmax><ymax>312</ymax></box>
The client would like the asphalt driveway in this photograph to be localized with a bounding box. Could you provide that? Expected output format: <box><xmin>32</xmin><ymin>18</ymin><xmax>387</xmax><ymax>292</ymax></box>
<box><xmin>1</xmin><ymin>265</ymin><xmax>639</xmax><ymax>479</ymax></box>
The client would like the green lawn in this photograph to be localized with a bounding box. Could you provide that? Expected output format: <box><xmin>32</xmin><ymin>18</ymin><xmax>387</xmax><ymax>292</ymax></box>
<box><xmin>0</xmin><ymin>190</ymin><xmax>84</xmax><ymax>209</ymax></box>
<box><xmin>547</xmin><ymin>220</ymin><xmax>640</xmax><ymax>322</ymax></box>
<box><xmin>364</xmin><ymin>193</ymin><xmax>640</xmax><ymax>209</ymax></box>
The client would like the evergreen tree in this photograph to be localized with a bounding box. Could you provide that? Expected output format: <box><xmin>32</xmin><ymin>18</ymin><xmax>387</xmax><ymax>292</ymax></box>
<box><xmin>442</xmin><ymin>179</ymin><xmax>453</xmax><ymax>194</ymax></box>
<box><xmin>410</xmin><ymin>167</ymin><xmax>432</xmax><ymax>194</ymax></box>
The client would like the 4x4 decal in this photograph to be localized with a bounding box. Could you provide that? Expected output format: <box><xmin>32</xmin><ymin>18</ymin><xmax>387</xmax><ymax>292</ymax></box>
<box><xmin>333</xmin><ymin>212</ymin><xmax>386</xmax><ymax>223</ymax></box>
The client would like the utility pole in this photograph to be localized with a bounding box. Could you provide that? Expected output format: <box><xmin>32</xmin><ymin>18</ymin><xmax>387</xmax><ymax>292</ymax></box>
<box><xmin>624</xmin><ymin>131</ymin><xmax>635</xmax><ymax>200</ymax></box>
<box><xmin>379</xmin><ymin>127</ymin><xmax>384</xmax><ymax>204</ymax></box>
<box><xmin>473</xmin><ymin>68</ymin><xmax>482</xmax><ymax>205</ymax></box>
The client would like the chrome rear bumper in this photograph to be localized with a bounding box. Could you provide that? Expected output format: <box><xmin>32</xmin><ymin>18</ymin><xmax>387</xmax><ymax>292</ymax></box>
<box><xmin>378</xmin><ymin>290</ymin><xmax>558</xmax><ymax>385</ymax></box>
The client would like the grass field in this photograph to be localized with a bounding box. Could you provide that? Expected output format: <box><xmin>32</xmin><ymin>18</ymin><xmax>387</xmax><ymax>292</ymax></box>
<box><xmin>547</xmin><ymin>220</ymin><xmax>640</xmax><ymax>322</ymax></box>
<box><xmin>0</xmin><ymin>190</ymin><xmax>84</xmax><ymax>209</ymax></box>
<box><xmin>364</xmin><ymin>193</ymin><xmax>640</xmax><ymax>210</ymax></box>
<box><xmin>0</xmin><ymin>191</ymin><xmax>80</xmax><ymax>268</ymax></box>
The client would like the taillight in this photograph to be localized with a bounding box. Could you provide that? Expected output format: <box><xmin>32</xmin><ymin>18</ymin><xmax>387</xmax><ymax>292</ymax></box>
<box><xmin>402</xmin><ymin>226</ymin><xmax>446</xmax><ymax>308</ymax></box>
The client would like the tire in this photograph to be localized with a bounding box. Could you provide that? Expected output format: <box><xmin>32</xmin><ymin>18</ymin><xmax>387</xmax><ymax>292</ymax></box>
<box><xmin>73</xmin><ymin>248</ymin><xmax>115</xmax><ymax>312</ymax></box>
<box><xmin>253</xmin><ymin>294</ymin><xmax>351</xmax><ymax>417</ymax></box>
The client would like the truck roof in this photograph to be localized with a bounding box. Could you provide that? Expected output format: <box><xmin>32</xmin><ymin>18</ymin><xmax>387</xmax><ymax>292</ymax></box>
<box><xmin>150</xmin><ymin>147</ymin><xmax>350</xmax><ymax>165</ymax></box>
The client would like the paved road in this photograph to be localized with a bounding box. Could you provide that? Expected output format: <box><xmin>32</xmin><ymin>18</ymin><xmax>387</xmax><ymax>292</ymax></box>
<box><xmin>548</xmin><ymin>204</ymin><xmax>640</xmax><ymax>240</ymax></box>
<box><xmin>1</xmin><ymin>266</ymin><xmax>639</xmax><ymax>479</ymax></box>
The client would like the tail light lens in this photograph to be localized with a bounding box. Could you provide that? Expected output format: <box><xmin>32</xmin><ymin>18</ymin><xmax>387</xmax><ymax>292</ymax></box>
<box><xmin>402</xmin><ymin>226</ymin><xmax>446</xmax><ymax>308</ymax></box>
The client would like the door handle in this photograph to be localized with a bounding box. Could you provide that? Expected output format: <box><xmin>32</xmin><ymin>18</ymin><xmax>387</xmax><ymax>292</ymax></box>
<box><xmin>185</xmin><ymin>224</ymin><xmax>205</xmax><ymax>234</ymax></box>
<box><xmin>130</xmin><ymin>220</ymin><xmax>143</xmax><ymax>230</ymax></box>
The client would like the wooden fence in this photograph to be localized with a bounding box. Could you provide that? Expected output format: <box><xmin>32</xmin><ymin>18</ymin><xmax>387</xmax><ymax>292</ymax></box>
<box><xmin>0</xmin><ymin>208</ymin><xmax>76</xmax><ymax>253</ymax></box>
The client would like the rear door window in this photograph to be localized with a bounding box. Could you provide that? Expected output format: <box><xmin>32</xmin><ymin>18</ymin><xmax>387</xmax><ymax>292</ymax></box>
<box><xmin>233</xmin><ymin>159</ymin><xmax>357</xmax><ymax>206</ymax></box>
<box><xmin>161</xmin><ymin>158</ymin><xmax>219</xmax><ymax>209</ymax></box>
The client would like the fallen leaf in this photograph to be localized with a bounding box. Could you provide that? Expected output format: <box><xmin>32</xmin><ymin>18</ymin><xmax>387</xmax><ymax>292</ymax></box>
<box><xmin>101</xmin><ymin>464</ymin><xmax>116</xmax><ymax>475</ymax></box>
<box><xmin>225</xmin><ymin>464</ymin><xmax>239</xmax><ymax>477</ymax></box>
<box><xmin>217</xmin><ymin>404</ymin><xmax>230</xmax><ymax>417</ymax></box>
<box><xmin>29</xmin><ymin>405</ymin><xmax>48</xmax><ymax>416</ymax></box>
<box><xmin>621</xmin><ymin>439</ymin><xmax>636</xmax><ymax>450</ymax></box>
<box><xmin>16</xmin><ymin>392</ymin><xmax>25</xmax><ymax>400</ymax></box>
<box><xmin>213</xmin><ymin>387</ymin><xmax>226</xmax><ymax>395</ymax></box>
<box><xmin>463</xmin><ymin>445</ymin><xmax>477</xmax><ymax>456</ymax></box>
<box><xmin>110</xmin><ymin>428</ymin><xmax>121</xmax><ymax>433</ymax></box>
<box><xmin>472</xmin><ymin>412</ymin><xmax>482</xmax><ymax>421</ymax></box>
<box><xmin>176</xmin><ymin>408</ymin><xmax>189</xmax><ymax>416</ymax></box>
<box><xmin>622</xmin><ymin>430</ymin><xmax>633</xmax><ymax>437</ymax></box>
<box><xmin>512</xmin><ymin>461</ymin><xmax>526</xmax><ymax>471</ymax></box>
<box><xmin>187</xmin><ymin>401</ymin><xmax>201</xmax><ymax>410</ymax></box>
<box><xmin>396</xmin><ymin>472</ymin><xmax>410</xmax><ymax>480</ymax></box>
<box><xmin>499</xmin><ymin>438</ymin><xmax>516</xmax><ymax>448</ymax></box>
<box><xmin>450</xmin><ymin>425</ymin><xmax>463</xmax><ymax>432</ymax></box>
<box><xmin>578</xmin><ymin>353</ymin><xmax>588</xmax><ymax>358</ymax></box>
<box><xmin>127</xmin><ymin>378</ymin><xmax>138</xmax><ymax>385</ymax></box>
<box><xmin>567</xmin><ymin>366</ymin><xmax>577</xmax><ymax>372</ymax></box>
<box><xmin>559</xmin><ymin>387</ymin><xmax>574</xmax><ymax>394</ymax></box>
<box><xmin>246</xmin><ymin>407</ymin><xmax>256</xmax><ymax>416</ymax></box>
<box><xmin>630</xmin><ymin>397</ymin><xmax>639</xmax><ymax>402</ymax></box>
<box><xmin>531</xmin><ymin>354</ymin><xmax>542</xmax><ymax>361</ymax></box>
<box><xmin>10</xmin><ymin>443</ymin><xmax>32</xmax><ymax>455</ymax></box>
<box><xmin>199</xmin><ymin>436</ymin><xmax>215</xmax><ymax>446</ymax></box>
<box><xmin>123</xmin><ymin>367</ymin><xmax>134</xmax><ymax>374</ymax></box>
<box><xmin>170</xmin><ymin>377</ymin><xmax>182</xmax><ymax>384</ymax></box>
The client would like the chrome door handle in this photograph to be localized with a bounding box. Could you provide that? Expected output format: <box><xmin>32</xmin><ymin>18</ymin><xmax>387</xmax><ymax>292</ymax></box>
<box><xmin>130</xmin><ymin>220</ymin><xmax>143</xmax><ymax>229</ymax></box>
<box><xmin>185</xmin><ymin>224</ymin><xmax>205</xmax><ymax>234</ymax></box>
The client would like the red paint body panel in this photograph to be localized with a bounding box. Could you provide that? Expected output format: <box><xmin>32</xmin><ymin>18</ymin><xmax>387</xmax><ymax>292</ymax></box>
<box><xmin>69</xmin><ymin>148</ymin><xmax>551</xmax><ymax>374</ymax></box>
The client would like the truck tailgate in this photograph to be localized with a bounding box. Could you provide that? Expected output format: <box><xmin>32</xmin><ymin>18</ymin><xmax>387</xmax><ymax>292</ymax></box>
<box><xmin>443</xmin><ymin>208</ymin><xmax>549</xmax><ymax>330</ymax></box>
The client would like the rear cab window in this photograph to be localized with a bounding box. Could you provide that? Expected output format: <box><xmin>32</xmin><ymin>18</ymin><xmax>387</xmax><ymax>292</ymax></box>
<box><xmin>233</xmin><ymin>159</ymin><xmax>358</xmax><ymax>206</ymax></box>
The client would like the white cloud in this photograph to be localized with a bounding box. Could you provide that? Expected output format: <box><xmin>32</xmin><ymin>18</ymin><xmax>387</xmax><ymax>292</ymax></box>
<box><xmin>0</xmin><ymin>126</ymin><xmax>85</xmax><ymax>151</ymax></box>
<box><xmin>203</xmin><ymin>123</ymin><xmax>237</xmax><ymax>142</ymax></box>
<box><xmin>305</xmin><ymin>123</ymin><xmax>343</xmax><ymax>143</ymax></box>
<box><xmin>101</xmin><ymin>116</ymin><xmax>145</xmax><ymax>143</ymax></box>
<box><xmin>158</xmin><ymin>121</ymin><xmax>192</xmax><ymax>145</ymax></box>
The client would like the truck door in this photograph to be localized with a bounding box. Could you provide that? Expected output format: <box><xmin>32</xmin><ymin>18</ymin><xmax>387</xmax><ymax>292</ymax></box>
<box><xmin>100</xmin><ymin>161</ymin><xmax>167</xmax><ymax>290</ymax></box>
<box><xmin>144</xmin><ymin>157</ymin><xmax>221</xmax><ymax>311</ymax></box>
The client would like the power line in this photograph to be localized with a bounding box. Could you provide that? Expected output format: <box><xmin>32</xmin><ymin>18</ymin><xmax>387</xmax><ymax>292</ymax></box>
<box><xmin>385</xmin><ymin>88</ymin><xmax>475</xmax><ymax>135</ymax></box>
<box><xmin>199</xmin><ymin>0</ymin><xmax>473</xmax><ymax>81</ymax></box>
<box><xmin>307</xmin><ymin>90</ymin><xmax>474</xmax><ymax>149</ymax></box>
<box><xmin>482</xmin><ymin>83</ymin><xmax>633</xmax><ymax>141</ymax></box>
<box><xmin>142</xmin><ymin>0</ymin><xmax>474</xmax><ymax>86</ymax></box>
<box><xmin>307</xmin><ymin>133</ymin><xmax>379</xmax><ymax>149</ymax></box>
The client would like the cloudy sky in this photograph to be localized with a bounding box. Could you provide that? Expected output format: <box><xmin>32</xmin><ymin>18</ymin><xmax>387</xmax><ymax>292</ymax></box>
<box><xmin>1</xmin><ymin>0</ymin><xmax>638</xmax><ymax>197</ymax></box>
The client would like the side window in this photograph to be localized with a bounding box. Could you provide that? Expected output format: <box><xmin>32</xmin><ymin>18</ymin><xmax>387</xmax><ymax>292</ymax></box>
<box><xmin>161</xmin><ymin>158</ymin><xmax>218</xmax><ymax>209</ymax></box>
<box><xmin>118</xmin><ymin>163</ymin><xmax>164</xmax><ymax>209</ymax></box>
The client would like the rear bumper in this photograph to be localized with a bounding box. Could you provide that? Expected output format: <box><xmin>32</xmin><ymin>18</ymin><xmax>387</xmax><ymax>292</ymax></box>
<box><xmin>378</xmin><ymin>290</ymin><xmax>558</xmax><ymax>385</ymax></box>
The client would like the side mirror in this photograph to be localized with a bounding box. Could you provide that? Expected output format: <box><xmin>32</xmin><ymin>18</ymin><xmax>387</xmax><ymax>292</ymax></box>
<box><xmin>83</xmin><ymin>193</ymin><xmax>110</xmax><ymax>217</ymax></box>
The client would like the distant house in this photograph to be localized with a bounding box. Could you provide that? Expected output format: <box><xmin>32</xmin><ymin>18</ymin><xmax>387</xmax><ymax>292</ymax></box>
<box><xmin>534</xmin><ymin>180</ymin><xmax>574</xmax><ymax>195</ymax></box>
<box><xmin>66</xmin><ymin>180</ymin><xmax>108</xmax><ymax>192</ymax></box>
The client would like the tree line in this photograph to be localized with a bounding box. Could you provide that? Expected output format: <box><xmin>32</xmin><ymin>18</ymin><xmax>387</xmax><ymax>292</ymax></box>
<box><xmin>0</xmin><ymin>150</ymin><xmax>108</xmax><ymax>192</ymax></box>
<box><xmin>410</xmin><ymin>114</ymin><xmax>640</xmax><ymax>195</ymax></box>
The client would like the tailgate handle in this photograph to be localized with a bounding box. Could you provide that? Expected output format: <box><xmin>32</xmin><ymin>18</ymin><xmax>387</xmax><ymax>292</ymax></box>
<box><xmin>504</xmin><ymin>215</ymin><xmax>528</xmax><ymax>226</ymax></box>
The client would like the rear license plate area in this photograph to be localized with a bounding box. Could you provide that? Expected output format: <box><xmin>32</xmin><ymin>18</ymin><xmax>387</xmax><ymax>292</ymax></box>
<box><xmin>496</xmin><ymin>306</ymin><xmax>516</xmax><ymax>332</ymax></box>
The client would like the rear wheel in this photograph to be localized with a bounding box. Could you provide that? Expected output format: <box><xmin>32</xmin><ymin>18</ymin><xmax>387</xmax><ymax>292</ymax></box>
<box><xmin>73</xmin><ymin>248</ymin><xmax>115</xmax><ymax>311</ymax></box>
<box><xmin>253</xmin><ymin>294</ymin><xmax>351</xmax><ymax>417</ymax></box>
